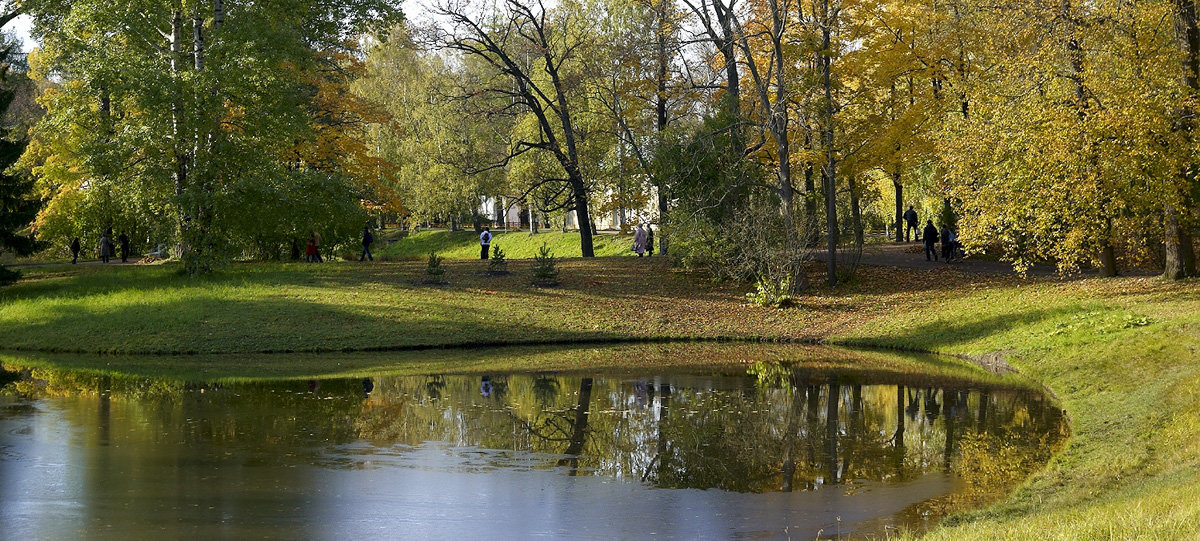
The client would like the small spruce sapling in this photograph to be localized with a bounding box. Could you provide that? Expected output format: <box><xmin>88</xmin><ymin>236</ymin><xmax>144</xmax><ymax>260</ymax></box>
<box><xmin>488</xmin><ymin>245</ymin><xmax>508</xmax><ymax>274</ymax></box>
<box><xmin>531</xmin><ymin>243</ymin><xmax>559</xmax><ymax>286</ymax></box>
<box><xmin>424</xmin><ymin>251</ymin><xmax>446</xmax><ymax>284</ymax></box>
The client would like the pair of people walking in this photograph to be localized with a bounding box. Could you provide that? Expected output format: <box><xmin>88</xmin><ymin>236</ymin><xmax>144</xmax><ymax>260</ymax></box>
<box><xmin>305</xmin><ymin>231</ymin><xmax>323</xmax><ymax>263</ymax></box>
<box><xmin>633</xmin><ymin>224</ymin><xmax>654</xmax><ymax>257</ymax></box>
<box><xmin>922</xmin><ymin>220</ymin><xmax>960</xmax><ymax>262</ymax></box>
<box><xmin>72</xmin><ymin>229</ymin><xmax>132</xmax><ymax>264</ymax></box>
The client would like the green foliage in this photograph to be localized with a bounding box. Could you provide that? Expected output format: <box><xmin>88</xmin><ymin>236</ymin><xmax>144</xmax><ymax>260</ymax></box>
<box><xmin>487</xmin><ymin>244</ymin><xmax>508</xmax><ymax>274</ymax></box>
<box><xmin>21</xmin><ymin>0</ymin><xmax>401</xmax><ymax>273</ymax></box>
<box><xmin>355</xmin><ymin>29</ymin><xmax>503</xmax><ymax>226</ymax></box>
<box><xmin>0</xmin><ymin>36</ymin><xmax>38</xmax><ymax>285</ymax></box>
<box><xmin>745</xmin><ymin>275</ymin><xmax>795</xmax><ymax>308</ymax></box>
<box><xmin>531</xmin><ymin>243</ymin><xmax>559</xmax><ymax>286</ymax></box>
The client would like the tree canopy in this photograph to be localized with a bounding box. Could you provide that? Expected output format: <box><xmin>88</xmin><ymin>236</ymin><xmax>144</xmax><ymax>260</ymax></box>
<box><xmin>3</xmin><ymin>0</ymin><xmax>1199</xmax><ymax>281</ymax></box>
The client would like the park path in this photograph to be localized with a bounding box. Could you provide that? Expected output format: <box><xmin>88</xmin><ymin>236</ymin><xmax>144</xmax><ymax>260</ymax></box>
<box><xmin>7</xmin><ymin>259</ymin><xmax>140</xmax><ymax>269</ymax></box>
<box><xmin>815</xmin><ymin>242</ymin><xmax>1060</xmax><ymax>276</ymax></box>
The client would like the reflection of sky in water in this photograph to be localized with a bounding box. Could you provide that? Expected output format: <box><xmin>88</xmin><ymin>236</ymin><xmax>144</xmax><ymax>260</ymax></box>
<box><xmin>0</xmin><ymin>368</ymin><xmax>1064</xmax><ymax>539</ymax></box>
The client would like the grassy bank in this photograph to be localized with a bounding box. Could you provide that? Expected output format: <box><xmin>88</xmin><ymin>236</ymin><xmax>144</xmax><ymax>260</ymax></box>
<box><xmin>375</xmin><ymin>229</ymin><xmax>637</xmax><ymax>259</ymax></box>
<box><xmin>2</xmin><ymin>259</ymin><xmax>1200</xmax><ymax>537</ymax></box>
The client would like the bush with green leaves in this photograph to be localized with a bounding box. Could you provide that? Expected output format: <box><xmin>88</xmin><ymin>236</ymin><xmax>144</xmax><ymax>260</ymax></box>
<box><xmin>531</xmin><ymin>243</ymin><xmax>559</xmax><ymax>286</ymax></box>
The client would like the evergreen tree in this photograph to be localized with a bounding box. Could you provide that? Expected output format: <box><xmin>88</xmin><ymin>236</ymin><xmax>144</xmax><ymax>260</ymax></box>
<box><xmin>0</xmin><ymin>38</ymin><xmax>37</xmax><ymax>286</ymax></box>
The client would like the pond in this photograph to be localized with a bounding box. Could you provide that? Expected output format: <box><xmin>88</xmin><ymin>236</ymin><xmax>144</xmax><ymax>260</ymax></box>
<box><xmin>0</xmin><ymin>344</ymin><xmax>1066</xmax><ymax>539</ymax></box>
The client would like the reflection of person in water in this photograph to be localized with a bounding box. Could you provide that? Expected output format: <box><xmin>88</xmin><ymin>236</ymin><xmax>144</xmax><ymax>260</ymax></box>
<box><xmin>362</xmin><ymin>378</ymin><xmax>374</xmax><ymax>398</ymax></box>
<box><xmin>480</xmin><ymin>375</ymin><xmax>492</xmax><ymax>398</ymax></box>
<box><xmin>307</xmin><ymin>380</ymin><xmax>321</xmax><ymax>394</ymax></box>
<box><xmin>633</xmin><ymin>379</ymin><xmax>648</xmax><ymax>409</ymax></box>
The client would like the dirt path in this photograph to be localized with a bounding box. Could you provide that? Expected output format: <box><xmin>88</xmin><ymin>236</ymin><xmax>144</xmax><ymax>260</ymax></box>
<box><xmin>815</xmin><ymin>242</ymin><xmax>1059</xmax><ymax>275</ymax></box>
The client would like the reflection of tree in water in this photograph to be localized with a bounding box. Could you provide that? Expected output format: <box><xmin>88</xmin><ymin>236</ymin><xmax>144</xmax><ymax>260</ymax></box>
<box><xmin>554</xmin><ymin>378</ymin><xmax>593</xmax><ymax>473</ymax></box>
<box><xmin>489</xmin><ymin>375</ymin><xmax>509</xmax><ymax>402</ymax></box>
<box><xmin>532</xmin><ymin>375</ymin><xmax>560</xmax><ymax>406</ymax></box>
<box><xmin>266</xmin><ymin>369</ymin><xmax>1066</xmax><ymax>502</ymax></box>
<box><xmin>424</xmin><ymin>375</ymin><xmax>447</xmax><ymax>400</ymax></box>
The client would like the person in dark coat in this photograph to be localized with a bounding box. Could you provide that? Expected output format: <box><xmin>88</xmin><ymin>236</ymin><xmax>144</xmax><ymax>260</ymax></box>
<box><xmin>904</xmin><ymin>206</ymin><xmax>919</xmax><ymax>242</ymax></box>
<box><xmin>118</xmin><ymin>231</ymin><xmax>130</xmax><ymax>263</ymax></box>
<box><xmin>99</xmin><ymin>232</ymin><xmax>113</xmax><ymax>264</ymax></box>
<box><xmin>646</xmin><ymin>225</ymin><xmax>655</xmax><ymax>256</ymax></box>
<box><xmin>70</xmin><ymin>237</ymin><xmax>81</xmax><ymax>264</ymax></box>
<box><xmin>923</xmin><ymin>220</ymin><xmax>939</xmax><ymax>262</ymax></box>
<box><xmin>360</xmin><ymin>226</ymin><xmax>374</xmax><ymax>261</ymax></box>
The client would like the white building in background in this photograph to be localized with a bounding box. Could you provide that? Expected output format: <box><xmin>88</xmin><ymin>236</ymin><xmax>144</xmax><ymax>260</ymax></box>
<box><xmin>479</xmin><ymin>187</ymin><xmax>659</xmax><ymax>232</ymax></box>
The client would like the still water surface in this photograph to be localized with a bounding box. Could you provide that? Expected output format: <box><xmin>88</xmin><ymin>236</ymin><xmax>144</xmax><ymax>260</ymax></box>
<box><xmin>0</xmin><ymin>347</ymin><xmax>1066</xmax><ymax>539</ymax></box>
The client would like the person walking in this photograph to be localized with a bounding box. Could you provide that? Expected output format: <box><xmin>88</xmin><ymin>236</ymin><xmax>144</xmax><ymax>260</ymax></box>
<box><xmin>360</xmin><ymin>226</ymin><xmax>374</xmax><ymax>262</ymax></box>
<box><xmin>70</xmin><ymin>237</ymin><xmax>81</xmax><ymax>264</ymax></box>
<box><xmin>480</xmin><ymin>227</ymin><xmax>492</xmax><ymax>260</ymax></box>
<box><xmin>923</xmin><ymin>220</ymin><xmax>939</xmax><ymax>262</ymax></box>
<box><xmin>646</xmin><ymin>225</ymin><xmax>655</xmax><ymax>256</ymax></box>
<box><xmin>940</xmin><ymin>224</ymin><xmax>952</xmax><ymax>261</ymax></box>
<box><xmin>312</xmin><ymin>230</ymin><xmax>323</xmax><ymax>263</ymax></box>
<box><xmin>904</xmin><ymin>205</ymin><xmax>919</xmax><ymax>242</ymax></box>
<box><xmin>633</xmin><ymin>224</ymin><xmax>647</xmax><ymax>257</ymax></box>
<box><xmin>118</xmin><ymin>231</ymin><xmax>130</xmax><ymax>263</ymax></box>
<box><xmin>99</xmin><ymin>231</ymin><xmax>113</xmax><ymax>264</ymax></box>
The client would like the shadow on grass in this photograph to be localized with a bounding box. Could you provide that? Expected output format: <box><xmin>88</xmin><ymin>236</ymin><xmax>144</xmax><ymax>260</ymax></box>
<box><xmin>843</xmin><ymin>305</ymin><xmax>1086</xmax><ymax>353</ymax></box>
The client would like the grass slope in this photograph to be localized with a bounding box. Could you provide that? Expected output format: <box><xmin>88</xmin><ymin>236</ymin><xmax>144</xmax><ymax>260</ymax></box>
<box><xmin>376</xmin><ymin>229</ymin><xmax>638</xmax><ymax>259</ymax></box>
<box><xmin>2</xmin><ymin>260</ymin><xmax>1200</xmax><ymax>538</ymax></box>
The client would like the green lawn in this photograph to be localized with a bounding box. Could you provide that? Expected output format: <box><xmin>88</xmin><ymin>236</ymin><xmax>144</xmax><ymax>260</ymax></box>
<box><xmin>2</xmin><ymin>260</ymin><xmax>1200</xmax><ymax>538</ymax></box>
<box><xmin>375</xmin><ymin>229</ymin><xmax>639</xmax><ymax>259</ymax></box>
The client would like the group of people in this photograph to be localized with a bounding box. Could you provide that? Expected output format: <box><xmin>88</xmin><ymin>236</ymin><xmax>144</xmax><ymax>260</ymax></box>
<box><xmin>633</xmin><ymin>224</ymin><xmax>655</xmax><ymax>257</ymax></box>
<box><xmin>69</xmin><ymin>228</ymin><xmax>131</xmax><ymax>264</ymax></box>
<box><xmin>904</xmin><ymin>205</ymin><xmax>961</xmax><ymax>262</ymax></box>
<box><xmin>292</xmin><ymin>225</ymin><xmax>375</xmax><ymax>262</ymax></box>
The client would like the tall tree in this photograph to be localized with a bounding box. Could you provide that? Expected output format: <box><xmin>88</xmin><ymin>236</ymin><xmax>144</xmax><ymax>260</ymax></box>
<box><xmin>0</xmin><ymin>36</ymin><xmax>37</xmax><ymax>285</ymax></box>
<box><xmin>433</xmin><ymin>0</ymin><xmax>601</xmax><ymax>257</ymax></box>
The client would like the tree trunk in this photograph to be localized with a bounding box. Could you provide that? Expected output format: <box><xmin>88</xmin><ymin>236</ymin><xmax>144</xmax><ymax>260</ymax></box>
<box><xmin>820</xmin><ymin>0</ymin><xmax>838</xmax><ymax>286</ymax></box>
<box><xmin>849</xmin><ymin>174</ymin><xmax>863</xmax><ymax>247</ymax></box>
<box><xmin>893</xmin><ymin>170</ymin><xmax>903</xmax><ymax>243</ymax></box>
<box><xmin>1165</xmin><ymin>203</ymin><xmax>1196</xmax><ymax>279</ymax></box>
<box><xmin>713</xmin><ymin>0</ymin><xmax>741</xmax><ymax>144</ymax></box>
<box><xmin>655</xmin><ymin>19</ymin><xmax>670</xmax><ymax>257</ymax></box>
<box><xmin>170</xmin><ymin>10</ymin><xmax>188</xmax><ymax>259</ymax></box>
<box><xmin>1167</xmin><ymin>0</ymin><xmax>1200</xmax><ymax>279</ymax></box>
<box><xmin>1099</xmin><ymin>217</ymin><xmax>1117</xmax><ymax>277</ymax></box>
